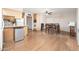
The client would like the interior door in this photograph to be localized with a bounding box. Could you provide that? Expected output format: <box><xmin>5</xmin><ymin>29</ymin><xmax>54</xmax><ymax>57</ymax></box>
<box><xmin>27</xmin><ymin>16</ymin><xmax>32</xmax><ymax>30</ymax></box>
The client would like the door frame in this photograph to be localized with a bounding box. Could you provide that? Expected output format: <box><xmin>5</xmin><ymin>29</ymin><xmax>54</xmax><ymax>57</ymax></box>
<box><xmin>27</xmin><ymin>16</ymin><xmax>32</xmax><ymax>30</ymax></box>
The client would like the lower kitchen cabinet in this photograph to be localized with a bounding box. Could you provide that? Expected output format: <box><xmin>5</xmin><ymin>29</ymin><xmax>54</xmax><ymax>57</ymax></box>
<box><xmin>3</xmin><ymin>27</ymin><xmax>25</xmax><ymax>43</ymax></box>
<box><xmin>3</xmin><ymin>28</ymin><xmax>14</xmax><ymax>43</ymax></box>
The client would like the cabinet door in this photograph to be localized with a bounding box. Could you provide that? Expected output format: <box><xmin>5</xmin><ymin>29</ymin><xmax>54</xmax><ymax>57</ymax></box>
<box><xmin>3</xmin><ymin>16</ymin><xmax>15</xmax><ymax>22</ymax></box>
<box><xmin>4</xmin><ymin>28</ymin><xmax>14</xmax><ymax>42</ymax></box>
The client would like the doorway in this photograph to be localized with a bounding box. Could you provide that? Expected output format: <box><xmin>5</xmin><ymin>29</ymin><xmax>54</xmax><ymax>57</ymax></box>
<box><xmin>27</xmin><ymin>16</ymin><xmax>32</xmax><ymax>30</ymax></box>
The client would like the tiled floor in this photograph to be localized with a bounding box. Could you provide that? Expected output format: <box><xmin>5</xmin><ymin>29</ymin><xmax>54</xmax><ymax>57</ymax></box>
<box><xmin>3</xmin><ymin>31</ymin><xmax>79</xmax><ymax>51</ymax></box>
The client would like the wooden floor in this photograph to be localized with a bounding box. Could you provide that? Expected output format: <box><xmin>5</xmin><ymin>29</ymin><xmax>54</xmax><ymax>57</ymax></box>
<box><xmin>3</xmin><ymin>31</ymin><xmax>79</xmax><ymax>51</ymax></box>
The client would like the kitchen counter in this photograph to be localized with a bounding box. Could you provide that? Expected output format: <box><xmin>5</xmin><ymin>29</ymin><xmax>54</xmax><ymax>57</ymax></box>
<box><xmin>4</xmin><ymin>26</ymin><xmax>26</xmax><ymax>28</ymax></box>
<box><xmin>4</xmin><ymin>26</ymin><xmax>26</xmax><ymax>42</ymax></box>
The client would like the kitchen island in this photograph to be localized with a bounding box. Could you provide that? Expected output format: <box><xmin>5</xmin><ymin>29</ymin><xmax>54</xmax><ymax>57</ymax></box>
<box><xmin>4</xmin><ymin>26</ymin><xmax>25</xmax><ymax>42</ymax></box>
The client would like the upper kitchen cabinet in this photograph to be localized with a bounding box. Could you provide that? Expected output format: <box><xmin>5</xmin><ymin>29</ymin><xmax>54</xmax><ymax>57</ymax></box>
<box><xmin>3</xmin><ymin>15</ymin><xmax>15</xmax><ymax>23</ymax></box>
<box><xmin>2</xmin><ymin>8</ymin><xmax>22</xmax><ymax>19</ymax></box>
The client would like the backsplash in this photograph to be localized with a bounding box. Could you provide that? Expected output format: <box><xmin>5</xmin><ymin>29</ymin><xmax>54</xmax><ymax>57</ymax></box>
<box><xmin>4</xmin><ymin>20</ymin><xmax>13</xmax><ymax>26</ymax></box>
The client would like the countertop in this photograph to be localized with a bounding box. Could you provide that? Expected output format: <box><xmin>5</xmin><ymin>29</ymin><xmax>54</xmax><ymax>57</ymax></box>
<box><xmin>4</xmin><ymin>26</ymin><xmax>26</xmax><ymax>29</ymax></box>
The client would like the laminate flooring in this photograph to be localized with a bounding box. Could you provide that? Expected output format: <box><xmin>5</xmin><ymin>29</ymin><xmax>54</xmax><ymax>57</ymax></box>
<box><xmin>3</xmin><ymin>31</ymin><xmax>79</xmax><ymax>51</ymax></box>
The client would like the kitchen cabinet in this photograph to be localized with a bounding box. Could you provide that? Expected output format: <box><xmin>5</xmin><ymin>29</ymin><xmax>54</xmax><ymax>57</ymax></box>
<box><xmin>4</xmin><ymin>26</ymin><xmax>25</xmax><ymax>42</ymax></box>
<box><xmin>3</xmin><ymin>15</ymin><xmax>15</xmax><ymax>23</ymax></box>
<box><xmin>3</xmin><ymin>28</ymin><xmax>14</xmax><ymax>43</ymax></box>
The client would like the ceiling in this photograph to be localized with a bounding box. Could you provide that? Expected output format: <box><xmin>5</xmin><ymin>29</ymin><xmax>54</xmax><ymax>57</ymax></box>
<box><xmin>10</xmin><ymin>8</ymin><xmax>77</xmax><ymax>14</ymax></box>
<box><xmin>24</xmin><ymin>8</ymin><xmax>77</xmax><ymax>14</ymax></box>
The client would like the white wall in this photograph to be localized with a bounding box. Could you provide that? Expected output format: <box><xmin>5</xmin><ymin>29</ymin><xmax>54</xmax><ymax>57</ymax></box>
<box><xmin>0</xmin><ymin>8</ymin><xmax>3</xmax><ymax>50</ymax></box>
<box><xmin>26</xmin><ymin>9</ymin><xmax>77</xmax><ymax>31</ymax></box>
<box><xmin>34</xmin><ymin>13</ymin><xmax>46</xmax><ymax>30</ymax></box>
<box><xmin>44</xmin><ymin>10</ymin><xmax>76</xmax><ymax>32</ymax></box>
<box><xmin>77</xmin><ymin>9</ymin><xmax>79</xmax><ymax>45</ymax></box>
<box><xmin>34</xmin><ymin>9</ymin><xmax>77</xmax><ymax>31</ymax></box>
